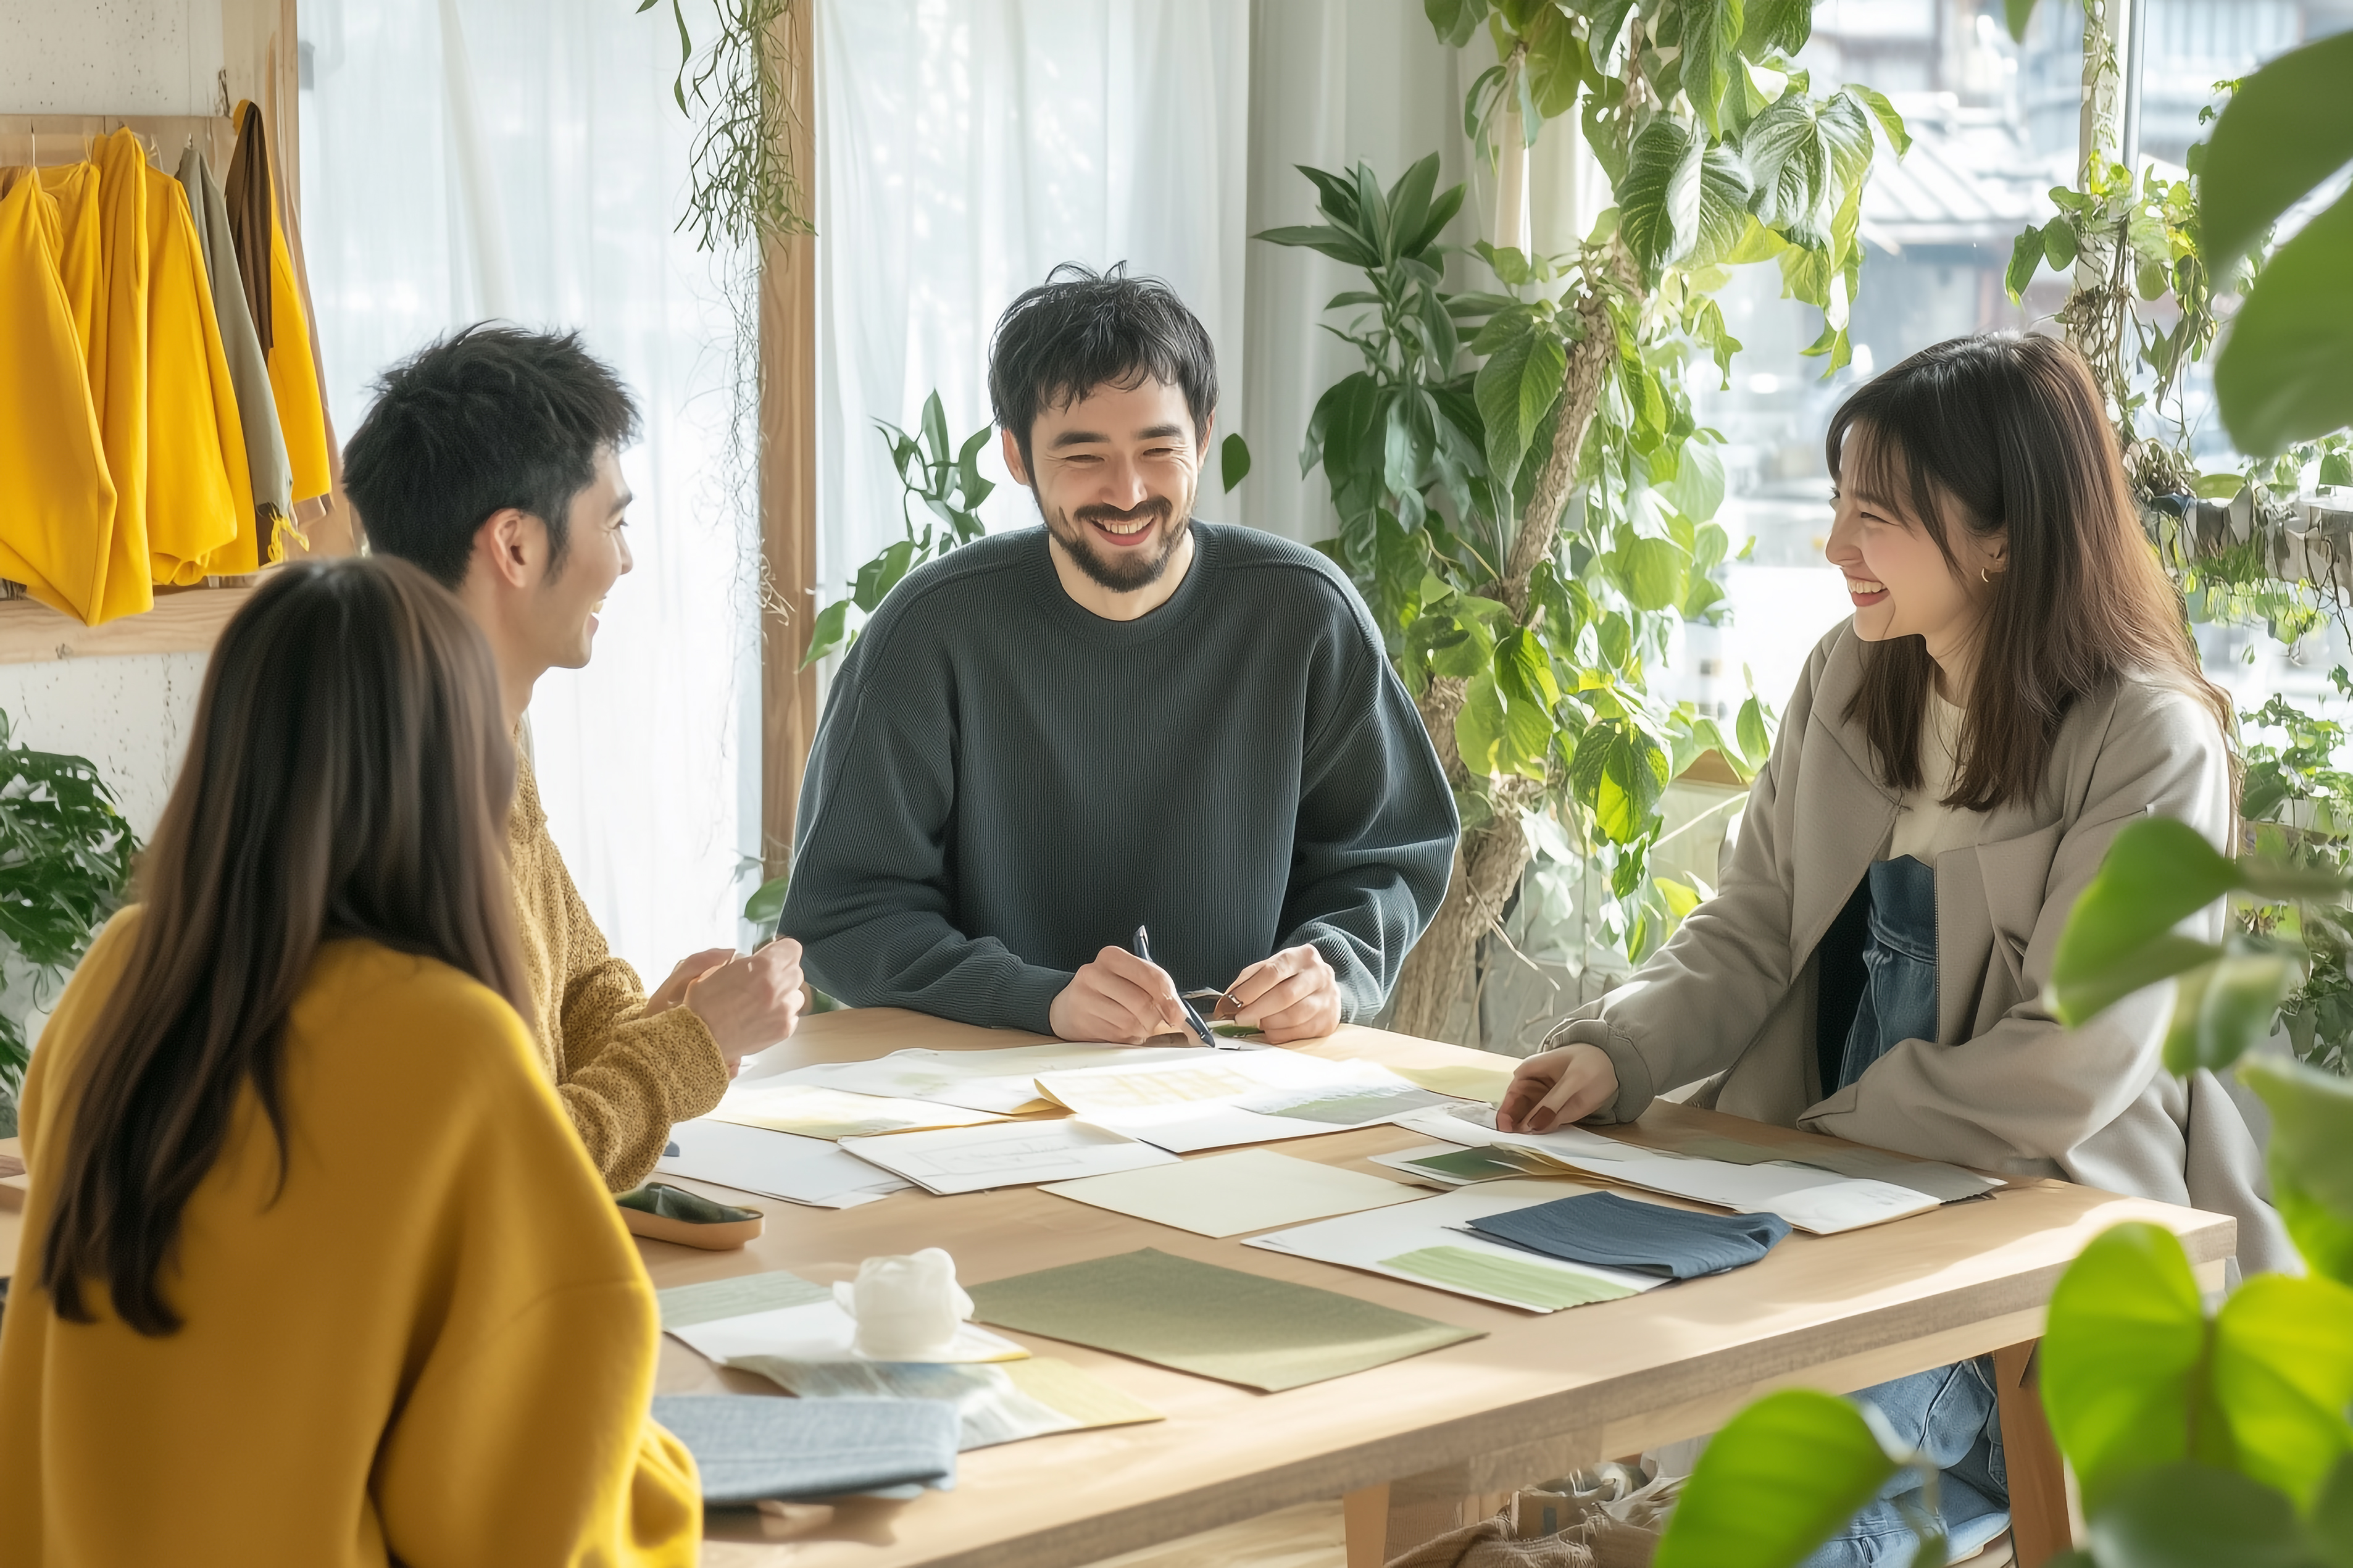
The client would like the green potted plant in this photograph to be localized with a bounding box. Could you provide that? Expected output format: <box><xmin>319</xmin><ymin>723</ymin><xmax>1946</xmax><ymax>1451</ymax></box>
<box><xmin>0</xmin><ymin>709</ymin><xmax>140</xmax><ymax>1138</ymax></box>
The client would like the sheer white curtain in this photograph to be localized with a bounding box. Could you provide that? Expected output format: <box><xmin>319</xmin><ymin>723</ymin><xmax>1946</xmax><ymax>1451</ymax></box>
<box><xmin>299</xmin><ymin>0</ymin><xmax>759</xmax><ymax>980</ymax></box>
<box><xmin>814</xmin><ymin>0</ymin><xmax>1251</xmax><ymax>607</ymax></box>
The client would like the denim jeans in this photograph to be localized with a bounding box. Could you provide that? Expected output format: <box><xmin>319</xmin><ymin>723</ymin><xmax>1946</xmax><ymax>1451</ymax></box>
<box><xmin>1836</xmin><ymin>856</ymin><xmax>1939</xmax><ymax>1091</ymax></box>
<box><xmin>1797</xmin><ymin>1356</ymin><xmax>2010</xmax><ymax>1566</ymax></box>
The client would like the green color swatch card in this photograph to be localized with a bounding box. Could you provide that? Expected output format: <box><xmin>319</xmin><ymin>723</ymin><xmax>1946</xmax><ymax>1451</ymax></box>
<box><xmin>967</xmin><ymin>1247</ymin><xmax>1482</xmax><ymax>1392</ymax></box>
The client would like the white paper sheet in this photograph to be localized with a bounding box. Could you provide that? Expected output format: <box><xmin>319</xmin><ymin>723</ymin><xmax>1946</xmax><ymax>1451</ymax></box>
<box><xmin>706</xmin><ymin>1082</ymin><xmax>1004</xmax><ymax>1139</ymax></box>
<box><xmin>1388</xmin><ymin>1105</ymin><xmax>1938</xmax><ymax>1234</ymax></box>
<box><xmin>1041</xmin><ymin>1149</ymin><xmax>1422</xmax><ymax>1236</ymax></box>
<box><xmin>1247</xmin><ymin>1180</ymin><xmax>1664</xmax><ymax>1312</ymax></box>
<box><xmin>840</xmin><ymin>1118</ymin><xmax>1178</xmax><ymax>1195</ymax></box>
<box><xmin>670</xmin><ymin>1298</ymin><xmax>1028</xmax><ymax>1366</ymax></box>
<box><xmin>657</xmin><ymin>1118</ymin><xmax>912</xmax><ymax>1207</ymax></box>
<box><xmin>762</xmin><ymin>1044</ymin><xmax>1213</xmax><ymax>1114</ymax></box>
<box><xmin>1035</xmin><ymin>1052</ymin><xmax>1456</xmax><ymax>1153</ymax></box>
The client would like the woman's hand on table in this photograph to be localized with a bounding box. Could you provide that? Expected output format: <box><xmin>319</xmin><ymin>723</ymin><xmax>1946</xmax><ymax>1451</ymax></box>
<box><xmin>1496</xmin><ymin>1043</ymin><xmax>1618</xmax><ymax>1133</ymax></box>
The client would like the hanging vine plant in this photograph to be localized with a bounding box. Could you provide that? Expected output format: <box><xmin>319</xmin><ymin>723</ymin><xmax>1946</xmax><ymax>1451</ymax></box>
<box><xmin>637</xmin><ymin>0</ymin><xmax>815</xmax><ymax>252</ymax></box>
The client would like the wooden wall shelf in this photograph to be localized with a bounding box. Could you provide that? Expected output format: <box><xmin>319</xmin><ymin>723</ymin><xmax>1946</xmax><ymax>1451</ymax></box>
<box><xmin>0</xmin><ymin>585</ymin><xmax>258</xmax><ymax>665</ymax></box>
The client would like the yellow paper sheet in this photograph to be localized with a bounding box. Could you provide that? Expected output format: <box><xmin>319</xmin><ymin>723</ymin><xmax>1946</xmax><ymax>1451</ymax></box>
<box><xmin>1393</xmin><ymin>1062</ymin><xmax>1518</xmax><ymax>1104</ymax></box>
<box><xmin>1042</xmin><ymin>1149</ymin><xmax>1422</xmax><ymax>1237</ymax></box>
<box><xmin>707</xmin><ymin>1083</ymin><xmax>1006</xmax><ymax>1140</ymax></box>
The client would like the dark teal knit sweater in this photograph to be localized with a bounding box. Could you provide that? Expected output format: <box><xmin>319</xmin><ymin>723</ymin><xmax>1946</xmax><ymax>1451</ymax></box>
<box><xmin>779</xmin><ymin>522</ymin><xmax>1459</xmax><ymax>1035</ymax></box>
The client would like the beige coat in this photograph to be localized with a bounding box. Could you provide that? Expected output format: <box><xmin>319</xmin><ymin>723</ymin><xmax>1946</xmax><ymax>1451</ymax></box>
<box><xmin>1551</xmin><ymin>624</ymin><xmax>2294</xmax><ymax>1277</ymax></box>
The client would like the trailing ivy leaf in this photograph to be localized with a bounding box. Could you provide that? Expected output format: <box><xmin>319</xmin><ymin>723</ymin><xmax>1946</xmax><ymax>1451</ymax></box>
<box><xmin>2041</xmin><ymin>1222</ymin><xmax>2208</xmax><ymax>1514</ymax></box>
<box><xmin>799</xmin><ymin>599</ymin><xmax>852</xmax><ymax>669</ymax></box>
<box><xmin>2043</xmin><ymin>220</ymin><xmax>2078</xmax><ymax>270</ymax></box>
<box><xmin>1221</xmin><ymin>433</ymin><xmax>1252</xmax><ymax>493</ymax></box>
<box><xmin>1681</xmin><ymin>0</ymin><xmax>1743</xmax><ymax>136</ymax></box>
<box><xmin>2241</xmin><ymin>1056</ymin><xmax>2353</xmax><ymax>1287</ymax></box>
<box><xmin>2215</xmin><ymin>191</ymin><xmax>2353</xmax><ymax>456</ymax></box>
<box><xmin>2210</xmin><ymin>1272</ymin><xmax>2353</xmax><ymax>1509</ymax></box>
<box><xmin>1654</xmin><ymin>1390</ymin><xmax>1899</xmax><ymax>1568</ymax></box>
<box><xmin>1474</xmin><ymin>319</ymin><xmax>1568</xmax><ymax>497</ymax></box>
<box><xmin>2198</xmin><ymin>30</ymin><xmax>2353</xmax><ymax>272</ymax></box>
<box><xmin>1621</xmin><ymin>117</ymin><xmax>1705</xmax><ymax>270</ymax></box>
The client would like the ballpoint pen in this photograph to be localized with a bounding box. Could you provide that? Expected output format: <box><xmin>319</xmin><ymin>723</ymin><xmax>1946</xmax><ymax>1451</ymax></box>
<box><xmin>1131</xmin><ymin>925</ymin><xmax>1227</xmax><ymax>1049</ymax></box>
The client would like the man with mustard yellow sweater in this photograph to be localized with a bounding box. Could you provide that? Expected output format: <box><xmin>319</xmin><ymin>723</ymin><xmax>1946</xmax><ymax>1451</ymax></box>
<box><xmin>343</xmin><ymin>325</ymin><xmax>803</xmax><ymax>1191</ymax></box>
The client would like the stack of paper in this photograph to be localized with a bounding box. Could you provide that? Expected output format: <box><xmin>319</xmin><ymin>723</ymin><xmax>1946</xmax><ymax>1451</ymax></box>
<box><xmin>841</xmin><ymin>1117</ymin><xmax>1177</xmax><ymax>1195</ymax></box>
<box><xmin>731</xmin><ymin>1356</ymin><xmax>1163</xmax><ymax>1450</ymax></box>
<box><xmin>1247</xmin><ymin>1181</ymin><xmax>1666</xmax><ymax>1312</ymax></box>
<box><xmin>1370</xmin><ymin>1143</ymin><xmax>1555</xmax><ymax>1188</ymax></box>
<box><xmin>1034</xmin><ymin>1051</ymin><xmax>1456</xmax><ymax>1153</ymax></box>
<box><xmin>967</xmin><ymin>1246</ymin><xmax>1484</xmax><ymax>1391</ymax></box>
<box><xmin>707</xmin><ymin>1081</ymin><xmax>1006</xmax><ymax>1140</ymax></box>
<box><xmin>762</xmin><ymin>1043</ymin><xmax>1211</xmax><ymax>1115</ymax></box>
<box><xmin>1041</xmin><ymin>1148</ymin><xmax>1422</xmax><ymax>1237</ymax></box>
<box><xmin>1391</xmin><ymin>1105</ymin><xmax>1940</xmax><ymax>1235</ymax></box>
<box><xmin>656</xmin><ymin>1118</ymin><xmax>911</xmax><ymax>1208</ymax></box>
<box><xmin>658</xmin><ymin>1269</ymin><xmax>1028</xmax><ymax>1366</ymax></box>
<box><xmin>651</xmin><ymin>1393</ymin><xmax>960</xmax><ymax>1504</ymax></box>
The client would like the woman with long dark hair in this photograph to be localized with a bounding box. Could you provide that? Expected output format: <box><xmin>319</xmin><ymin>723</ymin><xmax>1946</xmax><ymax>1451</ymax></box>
<box><xmin>1498</xmin><ymin>334</ymin><xmax>2286</xmax><ymax>1564</ymax></box>
<box><xmin>0</xmin><ymin>558</ymin><xmax>698</xmax><ymax>1564</ymax></box>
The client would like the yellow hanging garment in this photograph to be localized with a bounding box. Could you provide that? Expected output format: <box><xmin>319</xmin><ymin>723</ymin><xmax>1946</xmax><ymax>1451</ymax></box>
<box><xmin>140</xmin><ymin>161</ymin><xmax>249</xmax><ymax>585</ymax></box>
<box><xmin>36</xmin><ymin>162</ymin><xmax>99</xmax><ymax>359</ymax></box>
<box><xmin>0</xmin><ymin>173</ymin><xmax>118</xmax><ymax>623</ymax></box>
<box><xmin>88</xmin><ymin>130</ymin><xmax>154</xmax><ymax>622</ymax></box>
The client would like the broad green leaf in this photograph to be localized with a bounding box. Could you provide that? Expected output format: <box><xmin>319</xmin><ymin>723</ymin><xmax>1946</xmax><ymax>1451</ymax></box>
<box><xmin>1424</xmin><ymin>0</ymin><xmax>1485</xmax><ymax>49</ymax></box>
<box><xmin>2322</xmin><ymin>452</ymin><xmax>2353</xmax><ymax>488</ymax></box>
<box><xmin>2043</xmin><ymin>220</ymin><xmax>2078</xmax><ymax>270</ymax></box>
<box><xmin>1743</xmin><ymin>93</ymin><xmax>1826</xmax><ymax>235</ymax></box>
<box><xmin>2241</xmin><ymin>1056</ymin><xmax>2353</xmax><ymax>1286</ymax></box>
<box><xmin>1254</xmin><ymin>223</ymin><xmax>1381</xmax><ymax>269</ymax></box>
<box><xmin>1524</xmin><ymin>8</ymin><xmax>1591</xmax><ymax>120</ymax></box>
<box><xmin>2164</xmin><ymin>943</ymin><xmax>2299</xmax><ymax>1075</ymax></box>
<box><xmin>1736</xmin><ymin>693</ymin><xmax>1770</xmax><ymax>768</ymax></box>
<box><xmin>1456</xmin><ymin>671</ymin><xmax>1510</xmax><ymax>777</ymax></box>
<box><xmin>2215</xmin><ymin>192</ymin><xmax>2353</xmax><ymax>457</ymax></box>
<box><xmin>2052</xmin><ymin>933</ymin><xmax>2226</xmax><ymax>1031</ymax></box>
<box><xmin>2042</xmin><ymin>1222</ymin><xmax>2207</xmax><ymax>1514</ymax></box>
<box><xmin>2196</xmin><ymin>472</ymin><xmax>2249</xmax><ymax>500</ymax></box>
<box><xmin>1425</xmin><ymin>611</ymin><xmax>1498</xmax><ymax>679</ymax></box>
<box><xmin>1655</xmin><ymin>1390</ymin><xmax>1899</xmax><ymax>1568</ymax></box>
<box><xmin>1847</xmin><ymin>83</ymin><xmax>1911</xmax><ymax>156</ymax></box>
<box><xmin>2198</xmin><ymin>31</ymin><xmax>2353</xmax><ymax>271</ymax></box>
<box><xmin>1620</xmin><ymin>535</ymin><xmax>1691</xmax><ymax>612</ymax></box>
<box><xmin>2004</xmin><ymin>225</ymin><xmax>2044</xmax><ymax>300</ymax></box>
<box><xmin>1575</xmin><ymin>719</ymin><xmax>1670</xmax><ymax>843</ymax></box>
<box><xmin>1661</xmin><ymin>441</ymin><xmax>1728</xmax><ymax>523</ymax></box>
<box><xmin>2315</xmin><ymin>1456</ymin><xmax>2353</xmax><ymax>1567</ymax></box>
<box><xmin>2003</xmin><ymin>0</ymin><xmax>2036</xmax><ymax>43</ymax></box>
<box><xmin>852</xmin><ymin>538</ymin><xmax>920</xmax><ymax>613</ymax></box>
<box><xmin>799</xmin><ymin>599</ymin><xmax>852</xmax><ymax>669</ymax></box>
<box><xmin>1692</xmin><ymin>145</ymin><xmax>1757</xmax><ymax>265</ymax></box>
<box><xmin>1383</xmin><ymin>154</ymin><xmax>1441</xmax><ymax>265</ymax></box>
<box><xmin>2048</xmin><ymin>818</ymin><xmax>2244</xmax><ymax>1025</ymax></box>
<box><xmin>1737</xmin><ymin>0</ymin><xmax>1810</xmax><ymax>57</ymax></box>
<box><xmin>1815</xmin><ymin>91</ymin><xmax>1875</xmax><ymax>188</ymax></box>
<box><xmin>742</xmin><ymin>874</ymin><xmax>791</xmax><ymax>935</ymax></box>
<box><xmin>1475</xmin><ymin>323</ymin><xmax>1568</xmax><ymax>496</ymax></box>
<box><xmin>2211</xmin><ymin>1273</ymin><xmax>2353</xmax><ymax>1509</ymax></box>
<box><xmin>920</xmin><ymin>390</ymin><xmax>951</xmax><ymax>463</ymax></box>
<box><xmin>1657</xmin><ymin>877</ymin><xmax>1704</xmax><ymax>922</ymax></box>
<box><xmin>1681</xmin><ymin>0</ymin><xmax>1743</xmax><ymax>135</ymax></box>
<box><xmin>1221</xmin><ymin>432</ymin><xmax>1252</xmax><ymax>493</ymax></box>
<box><xmin>1495</xmin><ymin>627</ymin><xmax>1562</xmax><ymax>712</ymax></box>
<box><xmin>1496</xmin><ymin>681</ymin><xmax>1554</xmax><ymax>781</ymax></box>
<box><xmin>2085</xmin><ymin>1464</ymin><xmax>2315</xmax><ymax>1568</ymax></box>
<box><xmin>1621</xmin><ymin>117</ymin><xmax>1705</xmax><ymax>270</ymax></box>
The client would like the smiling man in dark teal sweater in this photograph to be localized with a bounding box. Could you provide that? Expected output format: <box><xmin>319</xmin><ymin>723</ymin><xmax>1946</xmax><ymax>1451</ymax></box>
<box><xmin>780</xmin><ymin>265</ymin><xmax>1457</xmax><ymax>1045</ymax></box>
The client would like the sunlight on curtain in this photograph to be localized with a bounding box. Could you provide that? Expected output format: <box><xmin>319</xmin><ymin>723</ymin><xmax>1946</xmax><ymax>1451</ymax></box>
<box><xmin>299</xmin><ymin>0</ymin><xmax>760</xmax><ymax>982</ymax></box>
<box><xmin>814</xmin><ymin>0</ymin><xmax>1249</xmax><ymax>612</ymax></box>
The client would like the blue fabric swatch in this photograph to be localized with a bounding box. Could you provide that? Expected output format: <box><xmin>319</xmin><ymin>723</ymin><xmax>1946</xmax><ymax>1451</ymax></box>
<box><xmin>1466</xmin><ymin>1191</ymin><xmax>1793</xmax><ymax>1280</ymax></box>
<box><xmin>651</xmin><ymin>1394</ymin><xmax>960</xmax><ymax>1506</ymax></box>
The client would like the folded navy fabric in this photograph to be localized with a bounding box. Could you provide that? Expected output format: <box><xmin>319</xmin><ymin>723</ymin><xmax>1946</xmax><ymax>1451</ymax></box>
<box><xmin>1465</xmin><ymin>1191</ymin><xmax>1792</xmax><ymax>1280</ymax></box>
<box><xmin>651</xmin><ymin>1394</ymin><xmax>960</xmax><ymax>1506</ymax></box>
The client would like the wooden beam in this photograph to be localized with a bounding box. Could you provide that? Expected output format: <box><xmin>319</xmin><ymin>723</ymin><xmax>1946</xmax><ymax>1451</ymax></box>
<box><xmin>0</xmin><ymin>583</ymin><xmax>264</xmax><ymax>665</ymax></box>
<box><xmin>759</xmin><ymin>0</ymin><xmax>821</xmax><ymax>878</ymax></box>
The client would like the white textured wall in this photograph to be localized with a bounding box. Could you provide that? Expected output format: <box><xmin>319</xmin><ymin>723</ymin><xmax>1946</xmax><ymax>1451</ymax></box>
<box><xmin>0</xmin><ymin>1</ymin><xmax>227</xmax><ymax>115</ymax></box>
<box><xmin>0</xmin><ymin>0</ymin><xmax>230</xmax><ymax>842</ymax></box>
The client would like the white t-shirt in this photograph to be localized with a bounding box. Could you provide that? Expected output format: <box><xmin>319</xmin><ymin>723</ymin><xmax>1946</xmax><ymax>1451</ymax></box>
<box><xmin>1888</xmin><ymin>692</ymin><xmax>1986</xmax><ymax>863</ymax></box>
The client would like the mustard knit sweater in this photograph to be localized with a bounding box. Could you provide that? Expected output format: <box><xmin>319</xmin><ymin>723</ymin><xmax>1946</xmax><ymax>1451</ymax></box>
<box><xmin>510</xmin><ymin>754</ymin><xmax>728</xmax><ymax>1191</ymax></box>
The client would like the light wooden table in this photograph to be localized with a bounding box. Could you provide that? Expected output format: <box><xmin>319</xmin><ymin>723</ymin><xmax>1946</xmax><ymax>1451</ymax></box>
<box><xmin>643</xmin><ymin>1009</ymin><xmax>2231</xmax><ymax>1568</ymax></box>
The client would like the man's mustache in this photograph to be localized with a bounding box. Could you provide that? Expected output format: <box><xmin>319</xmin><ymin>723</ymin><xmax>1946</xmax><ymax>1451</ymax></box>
<box><xmin>1073</xmin><ymin>498</ymin><xmax>1174</xmax><ymax>527</ymax></box>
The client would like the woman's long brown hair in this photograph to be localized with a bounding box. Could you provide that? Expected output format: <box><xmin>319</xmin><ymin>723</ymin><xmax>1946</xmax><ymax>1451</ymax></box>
<box><xmin>39</xmin><ymin>557</ymin><xmax>531</xmax><ymax>1335</ymax></box>
<box><xmin>1827</xmin><ymin>333</ymin><xmax>2231</xmax><ymax>809</ymax></box>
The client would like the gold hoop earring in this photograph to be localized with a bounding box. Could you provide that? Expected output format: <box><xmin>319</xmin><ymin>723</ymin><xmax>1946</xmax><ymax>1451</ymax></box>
<box><xmin>1982</xmin><ymin>568</ymin><xmax>1992</xmax><ymax>584</ymax></box>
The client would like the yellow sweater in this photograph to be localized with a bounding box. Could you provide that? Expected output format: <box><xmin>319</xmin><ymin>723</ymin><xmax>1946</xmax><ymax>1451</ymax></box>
<box><xmin>509</xmin><ymin>754</ymin><xmax>728</xmax><ymax>1192</ymax></box>
<box><xmin>0</xmin><ymin>909</ymin><xmax>701</xmax><ymax>1567</ymax></box>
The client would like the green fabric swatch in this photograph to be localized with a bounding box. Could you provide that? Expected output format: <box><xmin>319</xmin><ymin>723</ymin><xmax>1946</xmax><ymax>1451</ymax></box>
<box><xmin>967</xmin><ymin>1248</ymin><xmax>1482</xmax><ymax>1392</ymax></box>
<box><xmin>1379</xmin><ymin>1246</ymin><xmax>1639</xmax><ymax>1311</ymax></box>
<box><xmin>1407</xmin><ymin>1146</ymin><xmax>1543</xmax><ymax>1183</ymax></box>
<box><xmin>657</xmin><ymin>1269</ymin><xmax>830</xmax><ymax>1329</ymax></box>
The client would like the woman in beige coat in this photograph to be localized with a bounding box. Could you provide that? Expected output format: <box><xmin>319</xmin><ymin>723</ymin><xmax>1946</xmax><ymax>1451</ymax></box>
<box><xmin>1500</xmin><ymin>335</ymin><xmax>2287</xmax><ymax>1566</ymax></box>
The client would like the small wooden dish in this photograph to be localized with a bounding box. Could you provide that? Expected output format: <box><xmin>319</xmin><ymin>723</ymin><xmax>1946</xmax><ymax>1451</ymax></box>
<box><xmin>617</xmin><ymin>1182</ymin><xmax>764</xmax><ymax>1250</ymax></box>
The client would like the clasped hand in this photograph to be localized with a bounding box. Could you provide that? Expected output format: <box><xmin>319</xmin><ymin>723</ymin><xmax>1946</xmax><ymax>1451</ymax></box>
<box><xmin>646</xmin><ymin>938</ymin><xmax>806</xmax><ymax>1075</ymax></box>
<box><xmin>1049</xmin><ymin>942</ymin><xmax>1341</xmax><ymax>1045</ymax></box>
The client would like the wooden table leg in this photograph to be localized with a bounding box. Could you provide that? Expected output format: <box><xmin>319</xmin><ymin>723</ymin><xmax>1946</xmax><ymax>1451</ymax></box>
<box><xmin>1995</xmin><ymin>1339</ymin><xmax>2074</xmax><ymax>1567</ymax></box>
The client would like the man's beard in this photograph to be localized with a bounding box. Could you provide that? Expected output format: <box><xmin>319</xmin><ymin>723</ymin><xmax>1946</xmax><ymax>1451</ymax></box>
<box><xmin>1047</xmin><ymin>494</ymin><xmax>1190</xmax><ymax>593</ymax></box>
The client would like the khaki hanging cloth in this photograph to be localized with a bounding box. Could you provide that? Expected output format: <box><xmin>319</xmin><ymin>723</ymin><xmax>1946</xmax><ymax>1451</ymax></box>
<box><xmin>0</xmin><ymin>171</ymin><xmax>117</xmax><ymax>623</ymax></box>
<box><xmin>180</xmin><ymin>142</ymin><xmax>292</xmax><ymax>571</ymax></box>
<box><xmin>139</xmin><ymin>157</ymin><xmax>249</xmax><ymax>584</ymax></box>
<box><xmin>228</xmin><ymin>101</ymin><xmax>330</xmax><ymax>510</ymax></box>
<box><xmin>88</xmin><ymin>130</ymin><xmax>155</xmax><ymax>620</ymax></box>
